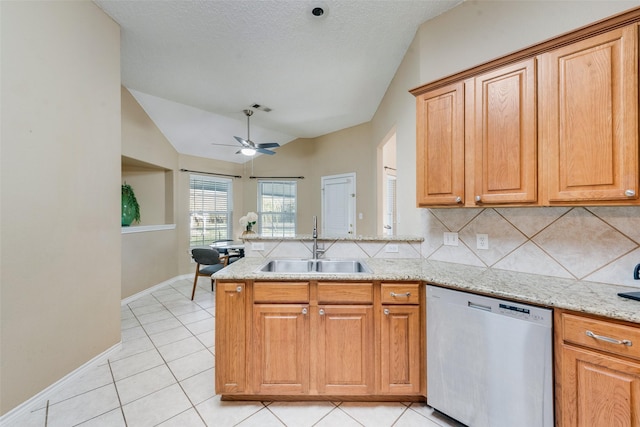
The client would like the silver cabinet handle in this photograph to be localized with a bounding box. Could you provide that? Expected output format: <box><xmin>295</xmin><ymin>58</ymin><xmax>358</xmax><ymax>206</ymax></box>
<box><xmin>236</xmin><ymin>286</ymin><xmax>242</xmax><ymax>293</ymax></box>
<box><xmin>455</xmin><ymin>196</ymin><xmax>462</xmax><ymax>204</ymax></box>
<box><xmin>625</xmin><ymin>189</ymin><xmax>636</xmax><ymax>197</ymax></box>
<box><xmin>390</xmin><ymin>292</ymin><xmax>411</xmax><ymax>297</ymax></box>
<box><xmin>586</xmin><ymin>330</ymin><xmax>632</xmax><ymax>346</ymax></box>
<box><xmin>475</xmin><ymin>195</ymin><xmax>482</xmax><ymax>203</ymax></box>
<box><xmin>319</xmin><ymin>308</ymin><xmax>325</xmax><ymax>316</ymax></box>
<box><xmin>383</xmin><ymin>308</ymin><xmax>390</xmax><ymax>316</ymax></box>
<box><xmin>302</xmin><ymin>307</ymin><xmax>308</xmax><ymax>315</ymax></box>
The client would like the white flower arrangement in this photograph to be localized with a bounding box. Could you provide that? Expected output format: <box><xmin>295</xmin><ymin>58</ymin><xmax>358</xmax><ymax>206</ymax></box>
<box><xmin>239</xmin><ymin>211</ymin><xmax>258</xmax><ymax>232</ymax></box>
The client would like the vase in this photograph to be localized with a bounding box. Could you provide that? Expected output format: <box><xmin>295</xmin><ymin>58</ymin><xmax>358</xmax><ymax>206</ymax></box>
<box><xmin>241</xmin><ymin>229</ymin><xmax>257</xmax><ymax>240</ymax></box>
<box><xmin>121</xmin><ymin>194</ymin><xmax>136</xmax><ymax>226</ymax></box>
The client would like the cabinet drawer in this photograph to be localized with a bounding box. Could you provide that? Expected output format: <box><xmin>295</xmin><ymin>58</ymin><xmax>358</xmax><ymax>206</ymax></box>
<box><xmin>381</xmin><ymin>283</ymin><xmax>420</xmax><ymax>305</ymax></box>
<box><xmin>561</xmin><ymin>312</ymin><xmax>640</xmax><ymax>361</ymax></box>
<box><xmin>253</xmin><ymin>282</ymin><xmax>309</xmax><ymax>303</ymax></box>
<box><xmin>317</xmin><ymin>282</ymin><xmax>373</xmax><ymax>304</ymax></box>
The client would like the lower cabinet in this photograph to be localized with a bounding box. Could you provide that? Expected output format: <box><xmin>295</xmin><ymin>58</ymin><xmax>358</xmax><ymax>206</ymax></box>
<box><xmin>380</xmin><ymin>305</ymin><xmax>421</xmax><ymax>394</ymax></box>
<box><xmin>215</xmin><ymin>282</ymin><xmax>247</xmax><ymax>394</ymax></box>
<box><xmin>215</xmin><ymin>279</ymin><xmax>425</xmax><ymax>399</ymax></box>
<box><xmin>252</xmin><ymin>304</ymin><xmax>310</xmax><ymax>395</ymax></box>
<box><xmin>316</xmin><ymin>304</ymin><xmax>374</xmax><ymax>394</ymax></box>
<box><xmin>555</xmin><ymin>309</ymin><xmax>640</xmax><ymax>426</ymax></box>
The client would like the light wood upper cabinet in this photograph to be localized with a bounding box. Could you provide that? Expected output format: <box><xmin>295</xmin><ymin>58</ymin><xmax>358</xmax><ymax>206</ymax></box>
<box><xmin>416</xmin><ymin>82</ymin><xmax>465</xmax><ymax>206</ymax></box>
<box><xmin>539</xmin><ymin>24</ymin><xmax>639</xmax><ymax>204</ymax></box>
<box><xmin>416</xmin><ymin>59</ymin><xmax>537</xmax><ymax>207</ymax></box>
<box><xmin>470</xmin><ymin>59</ymin><xmax>537</xmax><ymax>205</ymax></box>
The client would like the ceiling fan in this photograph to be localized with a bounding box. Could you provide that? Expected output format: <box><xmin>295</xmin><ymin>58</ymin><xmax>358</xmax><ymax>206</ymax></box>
<box><xmin>212</xmin><ymin>109</ymin><xmax>280</xmax><ymax>156</ymax></box>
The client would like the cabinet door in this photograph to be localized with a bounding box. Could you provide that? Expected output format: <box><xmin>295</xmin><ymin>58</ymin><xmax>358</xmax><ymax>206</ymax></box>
<box><xmin>316</xmin><ymin>305</ymin><xmax>374</xmax><ymax>394</ymax></box>
<box><xmin>473</xmin><ymin>59</ymin><xmax>537</xmax><ymax>204</ymax></box>
<box><xmin>416</xmin><ymin>82</ymin><xmax>465</xmax><ymax>206</ymax></box>
<box><xmin>539</xmin><ymin>25</ymin><xmax>639</xmax><ymax>203</ymax></box>
<box><xmin>252</xmin><ymin>304</ymin><xmax>310</xmax><ymax>394</ymax></box>
<box><xmin>559</xmin><ymin>345</ymin><xmax>640</xmax><ymax>427</ymax></box>
<box><xmin>215</xmin><ymin>282</ymin><xmax>246</xmax><ymax>394</ymax></box>
<box><xmin>380</xmin><ymin>305</ymin><xmax>421</xmax><ymax>394</ymax></box>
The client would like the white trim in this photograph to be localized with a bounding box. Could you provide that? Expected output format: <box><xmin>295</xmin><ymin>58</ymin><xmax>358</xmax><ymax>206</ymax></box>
<box><xmin>120</xmin><ymin>274</ymin><xmax>192</xmax><ymax>306</ymax></box>
<box><xmin>0</xmin><ymin>342</ymin><xmax>122</xmax><ymax>425</ymax></box>
<box><xmin>121</xmin><ymin>224</ymin><xmax>176</xmax><ymax>234</ymax></box>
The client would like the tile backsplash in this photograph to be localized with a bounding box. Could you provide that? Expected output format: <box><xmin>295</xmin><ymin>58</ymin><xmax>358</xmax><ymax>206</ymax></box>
<box><xmin>423</xmin><ymin>206</ymin><xmax>640</xmax><ymax>289</ymax></box>
<box><xmin>243</xmin><ymin>206</ymin><xmax>640</xmax><ymax>289</ymax></box>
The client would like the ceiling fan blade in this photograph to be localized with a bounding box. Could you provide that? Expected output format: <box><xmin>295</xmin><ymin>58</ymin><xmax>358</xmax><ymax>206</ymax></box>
<box><xmin>233</xmin><ymin>136</ymin><xmax>251</xmax><ymax>147</ymax></box>
<box><xmin>212</xmin><ymin>143</ymin><xmax>241</xmax><ymax>147</ymax></box>
<box><xmin>256</xmin><ymin>148</ymin><xmax>276</xmax><ymax>155</ymax></box>
<box><xmin>256</xmin><ymin>142</ymin><xmax>280</xmax><ymax>149</ymax></box>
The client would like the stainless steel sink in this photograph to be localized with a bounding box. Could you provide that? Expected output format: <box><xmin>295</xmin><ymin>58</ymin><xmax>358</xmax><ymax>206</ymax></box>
<box><xmin>258</xmin><ymin>259</ymin><xmax>315</xmax><ymax>273</ymax></box>
<box><xmin>256</xmin><ymin>259</ymin><xmax>371</xmax><ymax>274</ymax></box>
<box><xmin>315</xmin><ymin>260</ymin><xmax>372</xmax><ymax>273</ymax></box>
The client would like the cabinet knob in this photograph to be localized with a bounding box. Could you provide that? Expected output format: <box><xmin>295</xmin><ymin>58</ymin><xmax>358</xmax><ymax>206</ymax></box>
<box><xmin>302</xmin><ymin>307</ymin><xmax>308</xmax><ymax>315</ymax></box>
<box><xmin>475</xmin><ymin>195</ymin><xmax>481</xmax><ymax>203</ymax></box>
<box><xmin>319</xmin><ymin>308</ymin><xmax>325</xmax><ymax>316</ymax></box>
<box><xmin>455</xmin><ymin>196</ymin><xmax>462</xmax><ymax>203</ymax></box>
<box><xmin>236</xmin><ymin>286</ymin><xmax>242</xmax><ymax>293</ymax></box>
<box><xmin>625</xmin><ymin>189</ymin><xmax>636</xmax><ymax>197</ymax></box>
<box><xmin>383</xmin><ymin>308</ymin><xmax>390</xmax><ymax>316</ymax></box>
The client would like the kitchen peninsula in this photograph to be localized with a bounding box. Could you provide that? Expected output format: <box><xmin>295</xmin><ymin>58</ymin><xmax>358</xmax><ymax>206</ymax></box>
<box><xmin>213</xmin><ymin>236</ymin><xmax>640</xmax><ymax>416</ymax></box>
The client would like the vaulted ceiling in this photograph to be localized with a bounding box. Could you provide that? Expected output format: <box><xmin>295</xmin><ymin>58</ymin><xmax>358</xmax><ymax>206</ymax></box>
<box><xmin>95</xmin><ymin>0</ymin><xmax>463</xmax><ymax>163</ymax></box>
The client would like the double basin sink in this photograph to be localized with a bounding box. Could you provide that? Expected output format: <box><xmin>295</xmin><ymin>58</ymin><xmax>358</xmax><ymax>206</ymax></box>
<box><xmin>257</xmin><ymin>259</ymin><xmax>372</xmax><ymax>274</ymax></box>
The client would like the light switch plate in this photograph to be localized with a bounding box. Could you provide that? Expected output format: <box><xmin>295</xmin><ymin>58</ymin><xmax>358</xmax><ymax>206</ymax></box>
<box><xmin>444</xmin><ymin>232</ymin><xmax>459</xmax><ymax>246</ymax></box>
<box><xmin>251</xmin><ymin>242</ymin><xmax>265</xmax><ymax>251</ymax></box>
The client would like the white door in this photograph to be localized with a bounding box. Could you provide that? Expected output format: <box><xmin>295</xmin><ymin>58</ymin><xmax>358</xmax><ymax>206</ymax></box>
<box><xmin>321</xmin><ymin>173</ymin><xmax>356</xmax><ymax>237</ymax></box>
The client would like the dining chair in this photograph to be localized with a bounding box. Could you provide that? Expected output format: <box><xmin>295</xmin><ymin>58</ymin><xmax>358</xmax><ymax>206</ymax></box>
<box><xmin>191</xmin><ymin>248</ymin><xmax>226</xmax><ymax>300</ymax></box>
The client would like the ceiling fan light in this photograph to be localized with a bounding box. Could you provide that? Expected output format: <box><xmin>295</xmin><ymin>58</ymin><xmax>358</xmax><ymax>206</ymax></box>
<box><xmin>241</xmin><ymin>147</ymin><xmax>257</xmax><ymax>156</ymax></box>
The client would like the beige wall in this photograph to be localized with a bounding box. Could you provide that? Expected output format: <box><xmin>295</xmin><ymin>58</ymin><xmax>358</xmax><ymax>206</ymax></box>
<box><xmin>247</xmin><ymin>122</ymin><xmax>374</xmax><ymax>235</ymax></box>
<box><xmin>0</xmin><ymin>1</ymin><xmax>121</xmax><ymax>415</ymax></box>
<box><xmin>121</xmin><ymin>87</ymin><xmax>181</xmax><ymax>297</ymax></box>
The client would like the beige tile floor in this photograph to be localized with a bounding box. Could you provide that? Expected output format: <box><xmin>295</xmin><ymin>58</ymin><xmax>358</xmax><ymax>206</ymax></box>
<box><xmin>6</xmin><ymin>277</ymin><xmax>464</xmax><ymax>427</ymax></box>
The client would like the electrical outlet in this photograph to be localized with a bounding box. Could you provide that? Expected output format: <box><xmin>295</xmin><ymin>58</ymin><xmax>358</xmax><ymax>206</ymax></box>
<box><xmin>251</xmin><ymin>242</ymin><xmax>265</xmax><ymax>251</ymax></box>
<box><xmin>385</xmin><ymin>244</ymin><xmax>399</xmax><ymax>253</ymax></box>
<box><xmin>477</xmin><ymin>234</ymin><xmax>489</xmax><ymax>250</ymax></box>
<box><xmin>443</xmin><ymin>232</ymin><xmax>459</xmax><ymax>246</ymax></box>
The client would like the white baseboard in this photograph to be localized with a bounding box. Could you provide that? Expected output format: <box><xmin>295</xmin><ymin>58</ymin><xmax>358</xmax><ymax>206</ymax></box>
<box><xmin>121</xmin><ymin>274</ymin><xmax>192</xmax><ymax>306</ymax></box>
<box><xmin>0</xmin><ymin>342</ymin><xmax>122</xmax><ymax>425</ymax></box>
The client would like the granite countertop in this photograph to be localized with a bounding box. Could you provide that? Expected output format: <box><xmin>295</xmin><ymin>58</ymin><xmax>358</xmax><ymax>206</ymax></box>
<box><xmin>214</xmin><ymin>257</ymin><xmax>640</xmax><ymax>325</ymax></box>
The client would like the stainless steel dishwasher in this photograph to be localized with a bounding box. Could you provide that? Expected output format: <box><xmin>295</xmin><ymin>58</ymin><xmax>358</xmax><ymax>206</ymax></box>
<box><xmin>426</xmin><ymin>285</ymin><xmax>553</xmax><ymax>427</ymax></box>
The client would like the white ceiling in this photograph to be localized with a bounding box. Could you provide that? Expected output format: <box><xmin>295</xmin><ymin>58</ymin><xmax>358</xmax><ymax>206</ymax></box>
<box><xmin>95</xmin><ymin>0</ymin><xmax>463</xmax><ymax>163</ymax></box>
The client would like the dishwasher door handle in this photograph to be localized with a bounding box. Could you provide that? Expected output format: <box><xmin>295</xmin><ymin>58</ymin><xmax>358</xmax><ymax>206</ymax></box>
<box><xmin>468</xmin><ymin>301</ymin><xmax>492</xmax><ymax>312</ymax></box>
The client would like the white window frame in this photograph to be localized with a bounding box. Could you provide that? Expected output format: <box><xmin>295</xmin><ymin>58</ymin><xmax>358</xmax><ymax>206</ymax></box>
<box><xmin>257</xmin><ymin>180</ymin><xmax>297</xmax><ymax>237</ymax></box>
<box><xmin>189</xmin><ymin>174</ymin><xmax>233</xmax><ymax>247</ymax></box>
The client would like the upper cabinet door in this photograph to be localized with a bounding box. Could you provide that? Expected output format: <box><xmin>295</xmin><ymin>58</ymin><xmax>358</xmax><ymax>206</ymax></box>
<box><xmin>416</xmin><ymin>82</ymin><xmax>465</xmax><ymax>206</ymax></box>
<box><xmin>472</xmin><ymin>59</ymin><xmax>537</xmax><ymax>205</ymax></box>
<box><xmin>539</xmin><ymin>24</ymin><xmax>639</xmax><ymax>203</ymax></box>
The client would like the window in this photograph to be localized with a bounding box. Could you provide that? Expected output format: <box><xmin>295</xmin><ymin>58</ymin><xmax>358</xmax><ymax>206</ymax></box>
<box><xmin>258</xmin><ymin>180</ymin><xmax>297</xmax><ymax>237</ymax></box>
<box><xmin>189</xmin><ymin>175</ymin><xmax>233</xmax><ymax>246</ymax></box>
